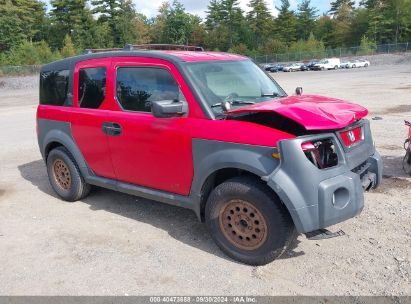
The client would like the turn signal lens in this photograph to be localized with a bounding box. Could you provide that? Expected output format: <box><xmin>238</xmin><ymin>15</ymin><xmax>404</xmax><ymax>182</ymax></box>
<box><xmin>271</xmin><ymin>152</ymin><xmax>281</xmax><ymax>159</ymax></box>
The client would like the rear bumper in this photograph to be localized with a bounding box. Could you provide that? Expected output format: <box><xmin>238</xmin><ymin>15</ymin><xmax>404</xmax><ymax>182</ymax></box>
<box><xmin>264</xmin><ymin>122</ymin><xmax>382</xmax><ymax>233</ymax></box>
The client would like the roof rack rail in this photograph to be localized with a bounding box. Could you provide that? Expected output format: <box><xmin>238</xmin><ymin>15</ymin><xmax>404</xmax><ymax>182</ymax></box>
<box><xmin>83</xmin><ymin>47</ymin><xmax>123</xmax><ymax>54</ymax></box>
<box><xmin>127</xmin><ymin>44</ymin><xmax>204</xmax><ymax>51</ymax></box>
<box><xmin>84</xmin><ymin>44</ymin><xmax>204</xmax><ymax>54</ymax></box>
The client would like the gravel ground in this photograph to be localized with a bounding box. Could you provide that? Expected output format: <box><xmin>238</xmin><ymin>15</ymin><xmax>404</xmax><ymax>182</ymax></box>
<box><xmin>0</xmin><ymin>65</ymin><xmax>410</xmax><ymax>296</ymax></box>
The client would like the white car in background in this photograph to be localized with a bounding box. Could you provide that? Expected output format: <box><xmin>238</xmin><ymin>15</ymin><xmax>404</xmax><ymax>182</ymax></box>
<box><xmin>282</xmin><ymin>63</ymin><xmax>303</xmax><ymax>72</ymax></box>
<box><xmin>340</xmin><ymin>61</ymin><xmax>350</xmax><ymax>68</ymax></box>
<box><xmin>352</xmin><ymin>59</ymin><xmax>370</xmax><ymax>68</ymax></box>
<box><xmin>341</xmin><ymin>60</ymin><xmax>355</xmax><ymax>68</ymax></box>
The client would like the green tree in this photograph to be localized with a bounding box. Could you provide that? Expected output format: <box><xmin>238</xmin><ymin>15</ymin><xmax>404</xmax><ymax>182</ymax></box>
<box><xmin>329</xmin><ymin>0</ymin><xmax>355</xmax><ymax>16</ymax></box>
<box><xmin>205</xmin><ymin>0</ymin><xmax>244</xmax><ymax>50</ymax></box>
<box><xmin>205</xmin><ymin>0</ymin><xmax>227</xmax><ymax>50</ymax></box>
<box><xmin>275</xmin><ymin>0</ymin><xmax>297</xmax><ymax>44</ymax></box>
<box><xmin>314</xmin><ymin>15</ymin><xmax>337</xmax><ymax>48</ymax></box>
<box><xmin>258</xmin><ymin>38</ymin><xmax>287</xmax><ymax>55</ymax></box>
<box><xmin>228</xmin><ymin>42</ymin><xmax>249</xmax><ymax>55</ymax></box>
<box><xmin>134</xmin><ymin>13</ymin><xmax>151</xmax><ymax>44</ymax></box>
<box><xmin>150</xmin><ymin>2</ymin><xmax>170</xmax><ymax>44</ymax></box>
<box><xmin>247</xmin><ymin>0</ymin><xmax>273</xmax><ymax>47</ymax></box>
<box><xmin>91</xmin><ymin>0</ymin><xmax>122</xmax><ymax>46</ymax></box>
<box><xmin>190</xmin><ymin>15</ymin><xmax>207</xmax><ymax>46</ymax></box>
<box><xmin>296</xmin><ymin>0</ymin><xmax>318</xmax><ymax>40</ymax></box>
<box><xmin>333</xmin><ymin>1</ymin><xmax>354</xmax><ymax>46</ymax></box>
<box><xmin>36</xmin><ymin>40</ymin><xmax>59</xmax><ymax>63</ymax></box>
<box><xmin>345</xmin><ymin>8</ymin><xmax>370</xmax><ymax>46</ymax></box>
<box><xmin>8</xmin><ymin>40</ymin><xmax>39</xmax><ymax>64</ymax></box>
<box><xmin>116</xmin><ymin>0</ymin><xmax>139</xmax><ymax>46</ymax></box>
<box><xmin>164</xmin><ymin>0</ymin><xmax>193</xmax><ymax>44</ymax></box>
<box><xmin>358</xmin><ymin>34</ymin><xmax>376</xmax><ymax>54</ymax></box>
<box><xmin>205</xmin><ymin>0</ymin><xmax>224</xmax><ymax>28</ymax></box>
<box><xmin>60</xmin><ymin>34</ymin><xmax>77</xmax><ymax>57</ymax></box>
<box><xmin>0</xmin><ymin>0</ymin><xmax>45</xmax><ymax>51</ymax></box>
<box><xmin>221</xmin><ymin>0</ymin><xmax>244</xmax><ymax>48</ymax></box>
<box><xmin>366</xmin><ymin>0</ymin><xmax>411</xmax><ymax>43</ymax></box>
<box><xmin>49</xmin><ymin>0</ymin><xmax>96</xmax><ymax>49</ymax></box>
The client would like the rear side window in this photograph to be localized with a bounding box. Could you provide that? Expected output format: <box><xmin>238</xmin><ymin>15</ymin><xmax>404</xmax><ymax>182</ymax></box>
<box><xmin>40</xmin><ymin>70</ymin><xmax>70</xmax><ymax>106</ymax></box>
<box><xmin>78</xmin><ymin>67</ymin><xmax>107</xmax><ymax>109</ymax></box>
<box><xmin>116</xmin><ymin>67</ymin><xmax>184</xmax><ymax>112</ymax></box>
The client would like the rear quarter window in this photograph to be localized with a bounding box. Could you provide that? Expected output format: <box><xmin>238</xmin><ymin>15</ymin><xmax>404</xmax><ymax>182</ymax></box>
<box><xmin>40</xmin><ymin>70</ymin><xmax>70</xmax><ymax>106</ymax></box>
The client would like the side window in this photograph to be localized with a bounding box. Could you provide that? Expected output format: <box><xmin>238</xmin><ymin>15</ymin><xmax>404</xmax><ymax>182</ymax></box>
<box><xmin>40</xmin><ymin>70</ymin><xmax>70</xmax><ymax>106</ymax></box>
<box><xmin>116</xmin><ymin>67</ymin><xmax>185</xmax><ymax>112</ymax></box>
<box><xmin>78</xmin><ymin>67</ymin><xmax>106</xmax><ymax>109</ymax></box>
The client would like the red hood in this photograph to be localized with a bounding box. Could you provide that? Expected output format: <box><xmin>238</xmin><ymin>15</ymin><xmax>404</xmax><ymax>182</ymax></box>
<box><xmin>227</xmin><ymin>95</ymin><xmax>368</xmax><ymax>130</ymax></box>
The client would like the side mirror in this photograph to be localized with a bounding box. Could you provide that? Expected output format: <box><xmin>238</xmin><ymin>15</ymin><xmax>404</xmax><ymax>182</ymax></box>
<box><xmin>151</xmin><ymin>100</ymin><xmax>187</xmax><ymax>118</ymax></box>
<box><xmin>295</xmin><ymin>87</ymin><xmax>303</xmax><ymax>95</ymax></box>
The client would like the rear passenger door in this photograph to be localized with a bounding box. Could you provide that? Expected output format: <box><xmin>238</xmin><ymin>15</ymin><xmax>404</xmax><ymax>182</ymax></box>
<box><xmin>70</xmin><ymin>59</ymin><xmax>116</xmax><ymax>179</ymax></box>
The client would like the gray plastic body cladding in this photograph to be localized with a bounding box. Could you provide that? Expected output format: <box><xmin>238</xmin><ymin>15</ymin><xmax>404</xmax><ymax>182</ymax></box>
<box><xmin>265</xmin><ymin>122</ymin><xmax>381</xmax><ymax>233</ymax></box>
<box><xmin>190</xmin><ymin>138</ymin><xmax>279</xmax><ymax>218</ymax></box>
<box><xmin>368</xmin><ymin>150</ymin><xmax>383</xmax><ymax>188</ymax></box>
<box><xmin>190</xmin><ymin>138</ymin><xmax>278</xmax><ymax>197</ymax></box>
<box><xmin>38</xmin><ymin>119</ymin><xmax>199</xmax><ymax>213</ymax></box>
<box><xmin>37</xmin><ymin>119</ymin><xmax>91</xmax><ymax>178</ymax></box>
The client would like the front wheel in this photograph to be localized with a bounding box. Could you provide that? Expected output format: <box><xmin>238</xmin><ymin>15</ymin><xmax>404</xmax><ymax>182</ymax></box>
<box><xmin>205</xmin><ymin>176</ymin><xmax>296</xmax><ymax>265</ymax></box>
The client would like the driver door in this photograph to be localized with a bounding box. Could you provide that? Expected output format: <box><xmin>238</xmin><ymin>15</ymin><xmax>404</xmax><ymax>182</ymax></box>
<box><xmin>106</xmin><ymin>59</ymin><xmax>193</xmax><ymax>195</ymax></box>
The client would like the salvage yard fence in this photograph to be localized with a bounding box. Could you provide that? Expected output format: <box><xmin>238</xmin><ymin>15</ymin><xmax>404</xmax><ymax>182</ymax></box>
<box><xmin>0</xmin><ymin>42</ymin><xmax>410</xmax><ymax>76</ymax></box>
<box><xmin>0</xmin><ymin>65</ymin><xmax>41</xmax><ymax>77</ymax></box>
<box><xmin>253</xmin><ymin>42</ymin><xmax>411</xmax><ymax>64</ymax></box>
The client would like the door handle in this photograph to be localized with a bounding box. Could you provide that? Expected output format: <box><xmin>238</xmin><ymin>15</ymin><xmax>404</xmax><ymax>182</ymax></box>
<box><xmin>102</xmin><ymin>122</ymin><xmax>122</xmax><ymax>136</ymax></box>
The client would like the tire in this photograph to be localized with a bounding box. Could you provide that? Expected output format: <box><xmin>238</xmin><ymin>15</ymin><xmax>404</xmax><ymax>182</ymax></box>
<box><xmin>205</xmin><ymin>176</ymin><xmax>296</xmax><ymax>265</ymax></box>
<box><xmin>321</xmin><ymin>67</ymin><xmax>325</xmax><ymax>71</ymax></box>
<box><xmin>403</xmin><ymin>150</ymin><xmax>411</xmax><ymax>176</ymax></box>
<box><xmin>364</xmin><ymin>63</ymin><xmax>369</xmax><ymax>67</ymax></box>
<box><xmin>352</xmin><ymin>64</ymin><xmax>356</xmax><ymax>68</ymax></box>
<box><xmin>334</xmin><ymin>65</ymin><xmax>338</xmax><ymax>70</ymax></box>
<box><xmin>46</xmin><ymin>146</ymin><xmax>91</xmax><ymax>202</ymax></box>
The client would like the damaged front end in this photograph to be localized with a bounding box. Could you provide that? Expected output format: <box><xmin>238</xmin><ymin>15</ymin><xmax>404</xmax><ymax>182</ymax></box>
<box><xmin>261</xmin><ymin>119</ymin><xmax>382</xmax><ymax>233</ymax></box>
<box><xmin>226</xmin><ymin>95</ymin><xmax>383</xmax><ymax>233</ymax></box>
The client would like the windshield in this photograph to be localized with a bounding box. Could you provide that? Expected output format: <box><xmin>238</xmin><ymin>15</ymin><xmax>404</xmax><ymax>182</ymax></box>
<box><xmin>185</xmin><ymin>60</ymin><xmax>286</xmax><ymax>115</ymax></box>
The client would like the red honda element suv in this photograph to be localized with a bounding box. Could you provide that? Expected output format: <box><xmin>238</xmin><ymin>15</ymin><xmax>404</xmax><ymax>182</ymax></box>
<box><xmin>36</xmin><ymin>45</ymin><xmax>382</xmax><ymax>265</ymax></box>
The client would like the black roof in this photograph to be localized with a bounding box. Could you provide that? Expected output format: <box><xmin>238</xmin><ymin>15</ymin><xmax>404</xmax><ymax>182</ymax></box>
<box><xmin>41</xmin><ymin>50</ymin><xmax>186</xmax><ymax>72</ymax></box>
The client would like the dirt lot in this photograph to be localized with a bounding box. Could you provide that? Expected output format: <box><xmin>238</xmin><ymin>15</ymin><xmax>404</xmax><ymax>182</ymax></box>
<box><xmin>0</xmin><ymin>65</ymin><xmax>410</xmax><ymax>296</ymax></box>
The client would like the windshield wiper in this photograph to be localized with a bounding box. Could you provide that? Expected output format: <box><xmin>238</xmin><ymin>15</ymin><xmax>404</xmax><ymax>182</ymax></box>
<box><xmin>211</xmin><ymin>100</ymin><xmax>255</xmax><ymax>108</ymax></box>
<box><xmin>261</xmin><ymin>92</ymin><xmax>284</xmax><ymax>97</ymax></box>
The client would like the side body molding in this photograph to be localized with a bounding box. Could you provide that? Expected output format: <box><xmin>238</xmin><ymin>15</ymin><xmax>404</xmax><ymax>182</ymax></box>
<box><xmin>37</xmin><ymin>119</ymin><xmax>91</xmax><ymax>178</ymax></box>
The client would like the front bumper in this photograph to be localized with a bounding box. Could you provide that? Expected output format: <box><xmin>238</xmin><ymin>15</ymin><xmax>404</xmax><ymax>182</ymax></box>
<box><xmin>264</xmin><ymin>122</ymin><xmax>383</xmax><ymax>233</ymax></box>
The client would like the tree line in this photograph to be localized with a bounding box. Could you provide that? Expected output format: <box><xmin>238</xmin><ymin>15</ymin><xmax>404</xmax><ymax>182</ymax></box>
<box><xmin>0</xmin><ymin>0</ymin><xmax>410</xmax><ymax>65</ymax></box>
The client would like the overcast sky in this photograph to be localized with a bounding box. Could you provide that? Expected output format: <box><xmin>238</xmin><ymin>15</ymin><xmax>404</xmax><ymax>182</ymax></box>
<box><xmin>44</xmin><ymin>0</ymin><xmax>332</xmax><ymax>18</ymax></box>
<box><xmin>132</xmin><ymin>0</ymin><xmax>332</xmax><ymax>18</ymax></box>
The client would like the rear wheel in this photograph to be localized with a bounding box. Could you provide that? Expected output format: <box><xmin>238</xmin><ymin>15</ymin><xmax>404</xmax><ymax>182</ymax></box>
<box><xmin>205</xmin><ymin>176</ymin><xmax>296</xmax><ymax>265</ymax></box>
<box><xmin>47</xmin><ymin>147</ymin><xmax>91</xmax><ymax>201</ymax></box>
<box><xmin>364</xmin><ymin>63</ymin><xmax>369</xmax><ymax>67</ymax></box>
